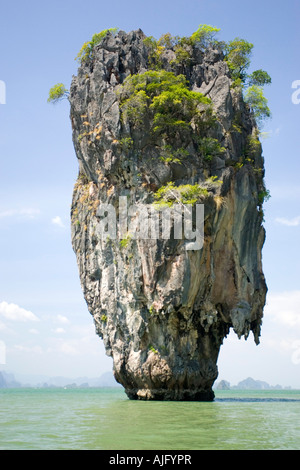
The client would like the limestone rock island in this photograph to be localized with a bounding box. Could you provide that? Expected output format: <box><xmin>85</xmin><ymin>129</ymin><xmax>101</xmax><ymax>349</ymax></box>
<box><xmin>69</xmin><ymin>27</ymin><xmax>268</xmax><ymax>400</ymax></box>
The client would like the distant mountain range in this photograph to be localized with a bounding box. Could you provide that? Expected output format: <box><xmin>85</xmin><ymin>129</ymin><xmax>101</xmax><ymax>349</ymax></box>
<box><xmin>0</xmin><ymin>371</ymin><xmax>293</xmax><ymax>391</ymax></box>
<box><xmin>215</xmin><ymin>377</ymin><xmax>292</xmax><ymax>390</ymax></box>
<box><xmin>0</xmin><ymin>371</ymin><xmax>21</xmax><ymax>388</ymax></box>
<box><xmin>0</xmin><ymin>370</ymin><xmax>121</xmax><ymax>389</ymax></box>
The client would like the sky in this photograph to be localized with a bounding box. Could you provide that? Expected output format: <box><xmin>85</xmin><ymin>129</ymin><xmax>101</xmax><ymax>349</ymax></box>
<box><xmin>0</xmin><ymin>0</ymin><xmax>300</xmax><ymax>387</ymax></box>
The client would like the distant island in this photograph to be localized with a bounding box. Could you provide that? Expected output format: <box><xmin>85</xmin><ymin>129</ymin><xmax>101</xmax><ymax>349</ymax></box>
<box><xmin>0</xmin><ymin>371</ymin><xmax>294</xmax><ymax>390</ymax></box>
<box><xmin>215</xmin><ymin>377</ymin><xmax>292</xmax><ymax>390</ymax></box>
<box><xmin>0</xmin><ymin>370</ymin><xmax>121</xmax><ymax>389</ymax></box>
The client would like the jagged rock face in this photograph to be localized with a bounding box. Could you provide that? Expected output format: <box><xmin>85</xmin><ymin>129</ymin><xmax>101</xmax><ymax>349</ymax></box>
<box><xmin>70</xmin><ymin>29</ymin><xmax>267</xmax><ymax>401</ymax></box>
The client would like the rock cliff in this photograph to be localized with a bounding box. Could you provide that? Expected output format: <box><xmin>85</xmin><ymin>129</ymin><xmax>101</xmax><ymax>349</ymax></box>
<box><xmin>70</xmin><ymin>29</ymin><xmax>267</xmax><ymax>400</ymax></box>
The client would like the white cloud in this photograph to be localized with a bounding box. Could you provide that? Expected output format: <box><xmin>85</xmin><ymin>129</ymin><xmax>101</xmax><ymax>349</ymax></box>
<box><xmin>0</xmin><ymin>208</ymin><xmax>40</xmax><ymax>220</ymax></box>
<box><xmin>262</xmin><ymin>337</ymin><xmax>297</xmax><ymax>355</ymax></box>
<box><xmin>270</xmin><ymin>185</ymin><xmax>300</xmax><ymax>202</ymax></box>
<box><xmin>0</xmin><ymin>210</ymin><xmax>16</xmax><ymax>218</ymax></box>
<box><xmin>53</xmin><ymin>328</ymin><xmax>65</xmax><ymax>334</ymax></box>
<box><xmin>19</xmin><ymin>208</ymin><xmax>41</xmax><ymax>219</ymax></box>
<box><xmin>275</xmin><ymin>216</ymin><xmax>300</xmax><ymax>227</ymax></box>
<box><xmin>47</xmin><ymin>340</ymin><xmax>78</xmax><ymax>356</ymax></box>
<box><xmin>60</xmin><ymin>342</ymin><xmax>78</xmax><ymax>355</ymax></box>
<box><xmin>51</xmin><ymin>216</ymin><xmax>65</xmax><ymax>228</ymax></box>
<box><xmin>0</xmin><ymin>301</ymin><xmax>39</xmax><ymax>322</ymax></box>
<box><xmin>29</xmin><ymin>328</ymin><xmax>39</xmax><ymax>335</ymax></box>
<box><xmin>56</xmin><ymin>314</ymin><xmax>69</xmax><ymax>324</ymax></box>
<box><xmin>265</xmin><ymin>291</ymin><xmax>300</xmax><ymax>328</ymax></box>
<box><xmin>14</xmin><ymin>344</ymin><xmax>43</xmax><ymax>354</ymax></box>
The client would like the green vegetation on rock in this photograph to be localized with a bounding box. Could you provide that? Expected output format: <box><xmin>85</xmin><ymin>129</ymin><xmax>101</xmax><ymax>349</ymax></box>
<box><xmin>141</xmin><ymin>25</ymin><xmax>271</xmax><ymax>129</ymax></box>
<box><xmin>153</xmin><ymin>181</ymin><xmax>216</xmax><ymax>207</ymax></box>
<box><xmin>248</xmin><ymin>69</ymin><xmax>272</xmax><ymax>87</ymax></box>
<box><xmin>50</xmin><ymin>24</ymin><xmax>271</xmax><ymax>131</ymax></box>
<box><xmin>244</xmin><ymin>85</ymin><xmax>271</xmax><ymax>128</ymax></box>
<box><xmin>75</xmin><ymin>28</ymin><xmax>119</xmax><ymax>63</ymax></box>
<box><xmin>190</xmin><ymin>24</ymin><xmax>221</xmax><ymax>48</ymax></box>
<box><xmin>224</xmin><ymin>38</ymin><xmax>254</xmax><ymax>83</ymax></box>
<box><xmin>197</xmin><ymin>137</ymin><xmax>226</xmax><ymax>162</ymax></box>
<box><xmin>223</xmin><ymin>39</ymin><xmax>271</xmax><ymax>128</ymax></box>
<box><xmin>47</xmin><ymin>83</ymin><xmax>69</xmax><ymax>103</ymax></box>
<box><xmin>143</xmin><ymin>24</ymin><xmax>220</xmax><ymax>70</ymax></box>
<box><xmin>119</xmin><ymin>69</ymin><xmax>214</xmax><ymax>138</ymax></box>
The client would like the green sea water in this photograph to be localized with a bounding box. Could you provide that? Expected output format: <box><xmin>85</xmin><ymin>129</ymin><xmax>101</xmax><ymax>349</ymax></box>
<box><xmin>0</xmin><ymin>387</ymin><xmax>299</xmax><ymax>450</ymax></box>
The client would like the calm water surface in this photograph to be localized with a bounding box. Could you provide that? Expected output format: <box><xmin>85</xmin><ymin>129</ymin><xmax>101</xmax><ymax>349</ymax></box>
<box><xmin>0</xmin><ymin>387</ymin><xmax>299</xmax><ymax>450</ymax></box>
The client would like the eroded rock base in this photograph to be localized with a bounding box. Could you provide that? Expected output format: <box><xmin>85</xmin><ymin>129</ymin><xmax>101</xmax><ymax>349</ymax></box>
<box><xmin>126</xmin><ymin>388</ymin><xmax>215</xmax><ymax>402</ymax></box>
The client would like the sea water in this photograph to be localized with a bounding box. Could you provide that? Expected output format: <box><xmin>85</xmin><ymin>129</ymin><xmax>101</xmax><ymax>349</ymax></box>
<box><xmin>0</xmin><ymin>387</ymin><xmax>299</xmax><ymax>450</ymax></box>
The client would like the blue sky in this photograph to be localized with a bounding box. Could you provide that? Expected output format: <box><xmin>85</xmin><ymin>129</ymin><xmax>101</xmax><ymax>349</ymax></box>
<box><xmin>0</xmin><ymin>0</ymin><xmax>300</xmax><ymax>387</ymax></box>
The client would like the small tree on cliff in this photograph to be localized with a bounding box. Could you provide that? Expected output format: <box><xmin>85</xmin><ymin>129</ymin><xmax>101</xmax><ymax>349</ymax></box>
<box><xmin>244</xmin><ymin>85</ymin><xmax>271</xmax><ymax>128</ymax></box>
<box><xmin>224</xmin><ymin>38</ymin><xmax>254</xmax><ymax>82</ymax></box>
<box><xmin>224</xmin><ymin>39</ymin><xmax>271</xmax><ymax>128</ymax></box>
<box><xmin>190</xmin><ymin>24</ymin><xmax>221</xmax><ymax>48</ymax></box>
<box><xmin>247</xmin><ymin>69</ymin><xmax>272</xmax><ymax>87</ymax></box>
<box><xmin>47</xmin><ymin>83</ymin><xmax>69</xmax><ymax>104</ymax></box>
